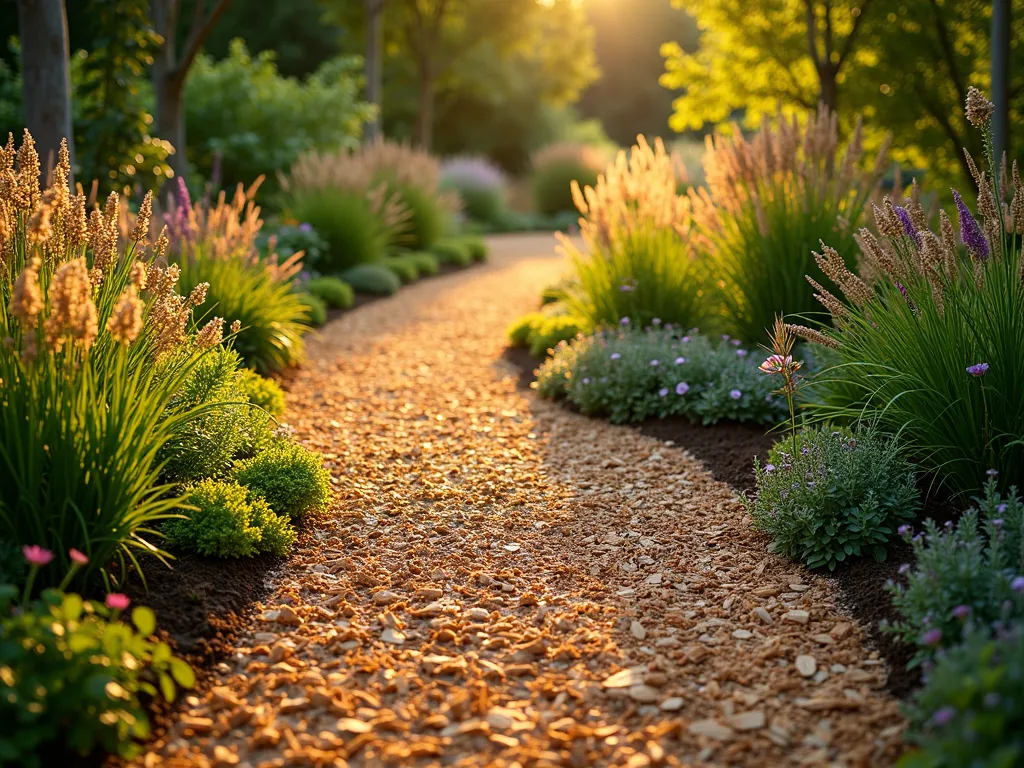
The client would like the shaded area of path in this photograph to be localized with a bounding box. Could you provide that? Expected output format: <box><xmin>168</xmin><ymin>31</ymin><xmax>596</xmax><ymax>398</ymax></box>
<box><xmin>137</xmin><ymin>233</ymin><xmax>903</xmax><ymax>767</ymax></box>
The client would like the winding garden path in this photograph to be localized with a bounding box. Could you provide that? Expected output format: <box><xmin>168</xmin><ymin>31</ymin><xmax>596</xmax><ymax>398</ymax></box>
<box><xmin>139</xmin><ymin>234</ymin><xmax>904</xmax><ymax>768</ymax></box>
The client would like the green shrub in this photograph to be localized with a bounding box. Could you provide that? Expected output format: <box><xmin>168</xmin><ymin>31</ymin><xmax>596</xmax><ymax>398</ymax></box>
<box><xmin>457</xmin><ymin>234</ymin><xmax>488</xmax><ymax>262</ymax></box>
<box><xmin>507</xmin><ymin>309</ymin><xmax>588</xmax><ymax>356</ymax></box>
<box><xmin>887</xmin><ymin>479</ymin><xmax>1024</xmax><ymax>666</ymax></box>
<box><xmin>237</xmin><ymin>368</ymin><xmax>286</xmax><ymax>418</ymax></box>
<box><xmin>0</xmin><ymin>588</ymin><xmax>194</xmax><ymax>765</ymax></box>
<box><xmin>163</xmin><ymin>479</ymin><xmax>295</xmax><ymax>558</ymax></box>
<box><xmin>304</xmin><ymin>276</ymin><xmax>354</xmax><ymax>309</ymax></box>
<box><xmin>747</xmin><ymin>426</ymin><xmax>919</xmax><ymax>572</ymax></box>
<box><xmin>341</xmin><ymin>263</ymin><xmax>402</xmax><ymax>296</ymax></box>
<box><xmin>233</xmin><ymin>441</ymin><xmax>332</xmax><ymax>519</ymax></box>
<box><xmin>693</xmin><ymin>106</ymin><xmax>881</xmax><ymax>343</ymax></box>
<box><xmin>537</xmin><ymin>327</ymin><xmax>790</xmax><ymax>425</ymax></box>
<box><xmin>261</xmin><ymin>223</ymin><xmax>329</xmax><ymax>267</ymax></box>
<box><xmin>297</xmin><ymin>292</ymin><xmax>327</xmax><ymax>326</ymax></box>
<box><xmin>177</xmin><ymin>255</ymin><xmax>308</xmax><ymax>374</ymax></box>
<box><xmin>407</xmin><ymin>251</ymin><xmax>439</xmax><ymax>276</ymax></box>
<box><xmin>431</xmin><ymin>239</ymin><xmax>473</xmax><ymax>266</ymax></box>
<box><xmin>440</xmin><ymin>156</ymin><xmax>507</xmax><ymax>225</ymax></box>
<box><xmin>531</xmin><ymin>142</ymin><xmax>605</xmax><ymax>215</ymax></box>
<box><xmin>383</xmin><ymin>254</ymin><xmax>419</xmax><ymax>283</ymax></box>
<box><xmin>185</xmin><ymin>40</ymin><xmax>373</xmax><ymax>193</ymax></box>
<box><xmin>393</xmin><ymin>182</ymin><xmax>447</xmax><ymax>250</ymax></box>
<box><xmin>285</xmin><ymin>188</ymin><xmax>391</xmax><ymax>273</ymax></box>
<box><xmin>507</xmin><ymin>312</ymin><xmax>546</xmax><ymax>347</ymax></box>
<box><xmin>899</xmin><ymin>623</ymin><xmax>1024</xmax><ymax>768</ymax></box>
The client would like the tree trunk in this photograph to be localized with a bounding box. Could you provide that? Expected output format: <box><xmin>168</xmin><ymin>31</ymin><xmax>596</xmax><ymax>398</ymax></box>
<box><xmin>364</xmin><ymin>0</ymin><xmax>384</xmax><ymax>141</ymax></box>
<box><xmin>154</xmin><ymin>74</ymin><xmax>187</xmax><ymax>181</ymax></box>
<box><xmin>818</xmin><ymin>67</ymin><xmax>838</xmax><ymax>113</ymax></box>
<box><xmin>414</xmin><ymin>64</ymin><xmax>434</xmax><ymax>150</ymax></box>
<box><xmin>17</xmin><ymin>0</ymin><xmax>75</xmax><ymax>187</ymax></box>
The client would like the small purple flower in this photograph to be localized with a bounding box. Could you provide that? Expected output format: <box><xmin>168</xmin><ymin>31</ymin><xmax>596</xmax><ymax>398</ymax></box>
<box><xmin>736</xmin><ymin>349</ymin><xmax>748</xmax><ymax>357</ymax></box>
<box><xmin>652</xmin><ymin>317</ymin><xmax>661</xmax><ymax>326</ymax></box>
<box><xmin>898</xmin><ymin>524</ymin><xmax>912</xmax><ymax>538</ymax></box>
<box><xmin>675</xmin><ymin>357</ymin><xmax>686</xmax><ymax>365</ymax></box>
<box><xmin>987</xmin><ymin>468</ymin><xmax>1000</xmax><ymax>477</ymax></box>
<box><xmin>729</xmin><ymin>389</ymin><xmax>742</xmax><ymax>400</ymax></box>
<box><xmin>610</xmin><ymin>353</ymin><xmax>621</xmax><ymax>361</ymax></box>
<box><xmin>619</xmin><ymin>284</ymin><xmax>636</xmax><ymax>293</ymax></box>
<box><xmin>731</xmin><ymin>339</ymin><xmax>742</xmax><ymax>347</ymax></box>
<box><xmin>801</xmin><ymin>447</ymin><xmax>809</xmax><ymax>455</ymax></box>
<box><xmin>899</xmin><ymin>563</ymin><xmax>911</xmax><ymax>575</ymax></box>
<box><xmin>931</xmin><ymin>706</ymin><xmax>957</xmax><ymax>726</ymax></box>
<box><xmin>721</xmin><ymin>334</ymin><xmax>730</xmax><ymax>341</ymax></box>
<box><xmin>650</xmin><ymin>359</ymin><xmax>660</xmax><ymax>367</ymax></box>
<box><xmin>658</xmin><ymin>387</ymin><xmax>669</xmax><ymax>397</ymax></box>
<box><xmin>675</xmin><ymin>382</ymin><xmax>690</xmax><ymax>396</ymax></box>
<box><xmin>681</xmin><ymin>336</ymin><xmax>690</xmax><ymax>343</ymax></box>
<box><xmin>764</xmin><ymin>464</ymin><xmax>776</xmax><ymax>473</ymax></box>
<box><xmin>1012</xmin><ymin>576</ymin><xmax>1024</xmax><ymax>593</ymax></box>
<box><xmin>922</xmin><ymin>628</ymin><xmax>943</xmax><ymax>646</ymax></box>
<box><xmin>620</xmin><ymin>317</ymin><xmax>631</xmax><ymax>326</ymax></box>
<box><xmin>992</xmin><ymin>519</ymin><xmax>1004</xmax><ymax>529</ymax></box>
<box><xmin>299</xmin><ymin>222</ymin><xmax>313</xmax><ymax>233</ymax></box>
<box><xmin>952</xmin><ymin>189</ymin><xmax>990</xmax><ymax>260</ymax></box>
<box><xmin>997</xmin><ymin>503</ymin><xmax>1008</xmax><ymax>513</ymax></box>
<box><xmin>894</xmin><ymin>206</ymin><xmax>922</xmax><ymax>248</ymax></box>
<box><xmin>966</xmin><ymin>362</ymin><xmax>990</xmax><ymax>377</ymax></box>
<box><xmin>952</xmin><ymin>605</ymin><xmax>972</xmax><ymax>620</ymax></box>
<box><xmin>581</xmin><ymin>377</ymin><xmax>591</xmax><ymax>385</ymax></box>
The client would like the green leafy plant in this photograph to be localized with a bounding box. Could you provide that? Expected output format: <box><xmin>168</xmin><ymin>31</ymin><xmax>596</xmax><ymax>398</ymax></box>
<box><xmin>692</xmin><ymin>106</ymin><xmax>884</xmax><ymax>343</ymax></box>
<box><xmin>899</xmin><ymin>622</ymin><xmax>1024</xmax><ymax>768</ymax></box>
<box><xmin>163</xmin><ymin>478</ymin><xmax>296</xmax><ymax>558</ymax></box>
<box><xmin>0</xmin><ymin>584</ymin><xmax>194</xmax><ymax>765</ymax></box>
<box><xmin>237</xmin><ymin>368</ymin><xmax>286</xmax><ymax>418</ymax></box>
<box><xmin>304</xmin><ymin>275</ymin><xmax>354</xmax><ymax>309</ymax></box>
<box><xmin>383</xmin><ymin>254</ymin><xmax>420</xmax><ymax>283</ymax></box>
<box><xmin>747</xmin><ymin>425</ymin><xmax>919</xmax><ymax>571</ymax></box>
<box><xmin>297</xmin><ymin>292</ymin><xmax>327</xmax><ymax>326</ymax></box>
<box><xmin>393</xmin><ymin>182</ymin><xmax>448</xmax><ymax>250</ymax></box>
<box><xmin>263</xmin><ymin>223</ymin><xmax>329</xmax><ymax>267</ymax></box>
<box><xmin>887</xmin><ymin>479</ymin><xmax>1024</xmax><ymax>666</ymax></box>
<box><xmin>341</xmin><ymin>263</ymin><xmax>402</xmax><ymax>296</ymax></box>
<box><xmin>233</xmin><ymin>440</ymin><xmax>331</xmax><ymax>519</ymax></box>
<box><xmin>431</xmin><ymin>238</ymin><xmax>473</xmax><ymax>266</ymax></box>
<box><xmin>458</xmin><ymin>235</ymin><xmax>488</xmax><ymax>262</ymax></box>
<box><xmin>803</xmin><ymin>90</ymin><xmax>1024</xmax><ymax>497</ymax></box>
<box><xmin>531</xmin><ymin>141</ymin><xmax>606</xmax><ymax>215</ymax></box>
<box><xmin>407</xmin><ymin>251</ymin><xmax>440</xmax><ymax>276</ymax></box>
<box><xmin>507</xmin><ymin>308</ymin><xmax>588</xmax><ymax>357</ymax></box>
<box><xmin>537</xmin><ymin>326</ymin><xmax>790</xmax><ymax>425</ymax></box>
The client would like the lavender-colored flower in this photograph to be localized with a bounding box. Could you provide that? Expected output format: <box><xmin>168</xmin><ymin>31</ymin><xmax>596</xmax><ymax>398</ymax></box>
<box><xmin>894</xmin><ymin>206</ymin><xmax>922</xmax><ymax>248</ymax></box>
<box><xmin>801</xmin><ymin>447</ymin><xmax>809</xmax><ymax>455</ymax></box>
<box><xmin>721</xmin><ymin>334</ymin><xmax>730</xmax><ymax>341</ymax></box>
<box><xmin>1012</xmin><ymin>576</ymin><xmax>1024</xmax><ymax>593</ymax></box>
<box><xmin>299</xmin><ymin>222</ymin><xmax>313</xmax><ymax>233</ymax></box>
<box><xmin>731</xmin><ymin>338</ymin><xmax>742</xmax><ymax>347</ymax></box>
<box><xmin>894</xmin><ymin>280</ymin><xmax>919</xmax><ymax>314</ymax></box>
<box><xmin>931</xmin><ymin>706</ymin><xmax>957</xmax><ymax>726</ymax></box>
<box><xmin>610</xmin><ymin>353</ymin><xmax>621</xmax><ymax>361</ymax></box>
<box><xmin>736</xmin><ymin>349</ymin><xmax>748</xmax><ymax>357</ymax></box>
<box><xmin>966</xmin><ymin>362</ymin><xmax>990</xmax><ymax>377</ymax></box>
<box><xmin>952</xmin><ymin>605</ymin><xmax>972</xmax><ymax>620</ymax></box>
<box><xmin>582</xmin><ymin>377</ymin><xmax>591</xmax><ymax>385</ymax></box>
<box><xmin>619</xmin><ymin>284</ymin><xmax>637</xmax><ymax>293</ymax></box>
<box><xmin>764</xmin><ymin>464</ymin><xmax>776</xmax><ymax>473</ymax></box>
<box><xmin>898</xmin><ymin>563</ymin><xmax>911</xmax><ymax>575</ymax></box>
<box><xmin>992</xmin><ymin>519</ymin><xmax>1004</xmax><ymax>529</ymax></box>
<box><xmin>997</xmin><ymin>503</ymin><xmax>1008</xmax><ymax>513</ymax></box>
<box><xmin>659</xmin><ymin>387</ymin><xmax>669</xmax><ymax>397</ymax></box>
<box><xmin>987</xmin><ymin>468</ymin><xmax>1000</xmax><ymax>477</ymax></box>
<box><xmin>729</xmin><ymin>389</ymin><xmax>742</xmax><ymax>400</ymax></box>
<box><xmin>675</xmin><ymin>382</ymin><xmax>690</xmax><ymax>396</ymax></box>
<box><xmin>652</xmin><ymin>317</ymin><xmax>661</xmax><ymax>326</ymax></box>
<box><xmin>898</xmin><ymin>524</ymin><xmax>912</xmax><ymax>538</ymax></box>
<box><xmin>681</xmin><ymin>336</ymin><xmax>691</xmax><ymax>343</ymax></box>
<box><xmin>441</xmin><ymin>156</ymin><xmax>506</xmax><ymax>192</ymax></box>
<box><xmin>952</xmin><ymin>189</ymin><xmax>990</xmax><ymax>260</ymax></box>
<box><xmin>675</xmin><ymin>357</ymin><xmax>686</xmax><ymax>365</ymax></box>
<box><xmin>922</xmin><ymin>628</ymin><xmax>943</xmax><ymax>645</ymax></box>
<box><xmin>650</xmin><ymin>359</ymin><xmax>660</xmax><ymax>367</ymax></box>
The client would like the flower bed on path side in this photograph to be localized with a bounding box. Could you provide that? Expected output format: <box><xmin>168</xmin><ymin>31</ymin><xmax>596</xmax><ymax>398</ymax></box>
<box><xmin>134</xmin><ymin>234</ymin><xmax>903</xmax><ymax>768</ymax></box>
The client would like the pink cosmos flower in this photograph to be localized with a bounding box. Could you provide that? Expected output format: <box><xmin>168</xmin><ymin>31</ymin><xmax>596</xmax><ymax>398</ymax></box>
<box><xmin>105</xmin><ymin>593</ymin><xmax>131</xmax><ymax>611</ymax></box>
<box><xmin>23</xmin><ymin>545</ymin><xmax>54</xmax><ymax>567</ymax></box>
<box><xmin>69</xmin><ymin>548</ymin><xmax>89</xmax><ymax>565</ymax></box>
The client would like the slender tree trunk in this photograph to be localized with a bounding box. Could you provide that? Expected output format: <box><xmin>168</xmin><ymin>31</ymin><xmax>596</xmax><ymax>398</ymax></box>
<box><xmin>991</xmin><ymin>0</ymin><xmax>1011</xmax><ymax>162</ymax></box>
<box><xmin>364</xmin><ymin>0</ymin><xmax>384</xmax><ymax>141</ymax></box>
<box><xmin>818</xmin><ymin>67</ymin><xmax>838</xmax><ymax>113</ymax></box>
<box><xmin>17</xmin><ymin>0</ymin><xmax>75</xmax><ymax>187</ymax></box>
<box><xmin>154</xmin><ymin>76</ymin><xmax>187</xmax><ymax>179</ymax></box>
<box><xmin>414</xmin><ymin>62</ymin><xmax>434</xmax><ymax>150</ymax></box>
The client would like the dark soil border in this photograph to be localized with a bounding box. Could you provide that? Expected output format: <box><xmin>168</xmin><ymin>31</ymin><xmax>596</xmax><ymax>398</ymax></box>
<box><xmin>504</xmin><ymin>344</ymin><xmax>957</xmax><ymax>700</ymax></box>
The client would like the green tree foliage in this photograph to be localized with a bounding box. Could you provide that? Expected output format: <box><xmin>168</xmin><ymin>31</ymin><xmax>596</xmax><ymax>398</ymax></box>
<box><xmin>662</xmin><ymin>0</ymin><xmax>1024</xmax><ymax>190</ymax></box>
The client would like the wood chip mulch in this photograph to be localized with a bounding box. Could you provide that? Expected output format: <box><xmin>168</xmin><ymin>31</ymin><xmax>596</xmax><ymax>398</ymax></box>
<box><xmin>133</xmin><ymin>233</ymin><xmax>904</xmax><ymax>768</ymax></box>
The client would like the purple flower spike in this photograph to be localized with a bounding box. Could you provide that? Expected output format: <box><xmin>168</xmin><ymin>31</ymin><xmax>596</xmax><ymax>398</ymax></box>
<box><xmin>894</xmin><ymin>206</ymin><xmax>922</xmax><ymax>248</ymax></box>
<box><xmin>921</xmin><ymin>628</ymin><xmax>943</xmax><ymax>646</ymax></box>
<box><xmin>967</xmin><ymin>362</ymin><xmax>990</xmax><ymax>377</ymax></box>
<box><xmin>952</xmin><ymin>189</ymin><xmax>990</xmax><ymax>260</ymax></box>
<box><xmin>952</xmin><ymin>605</ymin><xmax>972</xmax><ymax>620</ymax></box>
<box><xmin>931</xmin><ymin>706</ymin><xmax>957</xmax><ymax>726</ymax></box>
<box><xmin>729</xmin><ymin>389</ymin><xmax>742</xmax><ymax>400</ymax></box>
<box><xmin>1012</xmin><ymin>576</ymin><xmax>1024</xmax><ymax>593</ymax></box>
<box><xmin>675</xmin><ymin>382</ymin><xmax>690</xmax><ymax>396</ymax></box>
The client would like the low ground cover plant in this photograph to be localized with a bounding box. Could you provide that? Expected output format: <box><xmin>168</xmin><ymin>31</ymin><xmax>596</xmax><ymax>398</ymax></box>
<box><xmin>341</xmin><ymin>263</ymin><xmax>402</xmax><ymax>296</ymax></box>
<box><xmin>747</xmin><ymin>425</ymin><xmax>919</xmax><ymax>571</ymax></box>
<box><xmin>233</xmin><ymin>441</ymin><xmax>332</xmax><ymax>520</ymax></box>
<box><xmin>303</xmin><ymin>276</ymin><xmax>354</xmax><ymax>310</ymax></box>
<box><xmin>537</xmin><ymin>326</ymin><xmax>788</xmax><ymax>425</ymax></box>
<box><xmin>507</xmin><ymin>308</ymin><xmax>587</xmax><ymax>357</ymax></box>
<box><xmin>801</xmin><ymin>89</ymin><xmax>1024</xmax><ymax>497</ymax></box>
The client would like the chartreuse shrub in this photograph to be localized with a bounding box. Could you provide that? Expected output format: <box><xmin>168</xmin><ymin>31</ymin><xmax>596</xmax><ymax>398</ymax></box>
<box><xmin>692</xmin><ymin>106</ymin><xmax>884</xmax><ymax>343</ymax></box>
<box><xmin>234</xmin><ymin>441</ymin><xmax>331</xmax><ymax>519</ymax></box>
<box><xmin>899</xmin><ymin>622</ymin><xmax>1024</xmax><ymax>768</ymax></box>
<box><xmin>459</xmin><ymin>235</ymin><xmax>488</xmax><ymax>262</ymax></box>
<box><xmin>297</xmin><ymin>292</ymin><xmax>327</xmax><ymax>326</ymax></box>
<box><xmin>341</xmin><ymin>263</ymin><xmax>401</xmax><ymax>295</ymax></box>
<box><xmin>237</xmin><ymin>368</ymin><xmax>286</xmax><ymax>418</ymax></box>
<box><xmin>537</xmin><ymin>326</ymin><xmax>788</xmax><ymax>425</ymax></box>
<box><xmin>431</xmin><ymin>238</ymin><xmax>473</xmax><ymax>266</ymax></box>
<box><xmin>803</xmin><ymin>89</ymin><xmax>1024</xmax><ymax>498</ymax></box>
<box><xmin>383</xmin><ymin>254</ymin><xmax>419</xmax><ymax>283</ymax></box>
<box><xmin>747</xmin><ymin>425</ymin><xmax>919</xmax><ymax>571</ymax></box>
<box><xmin>531</xmin><ymin>141</ymin><xmax>606</xmax><ymax>215</ymax></box>
<box><xmin>557</xmin><ymin>137</ymin><xmax>710</xmax><ymax>331</ymax></box>
<box><xmin>0</xmin><ymin>583</ymin><xmax>194</xmax><ymax>765</ymax></box>
<box><xmin>886</xmin><ymin>479</ymin><xmax>1024</xmax><ymax>666</ymax></box>
<box><xmin>163</xmin><ymin>478</ymin><xmax>295</xmax><ymax>558</ymax></box>
<box><xmin>304</xmin><ymin>275</ymin><xmax>354</xmax><ymax>309</ymax></box>
<box><xmin>407</xmin><ymin>250</ymin><xmax>439</xmax><ymax>276</ymax></box>
<box><xmin>507</xmin><ymin>307</ymin><xmax>588</xmax><ymax>357</ymax></box>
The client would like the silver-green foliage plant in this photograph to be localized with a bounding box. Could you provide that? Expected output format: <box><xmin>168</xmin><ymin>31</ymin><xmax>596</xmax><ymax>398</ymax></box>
<box><xmin>536</xmin><ymin>325</ymin><xmax>787</xmax><ymax>425</ymax></box>
<box><xmin>747</xmin><ymin>425</ymin><xmax>919</xmax><ymax>571</ymax></box>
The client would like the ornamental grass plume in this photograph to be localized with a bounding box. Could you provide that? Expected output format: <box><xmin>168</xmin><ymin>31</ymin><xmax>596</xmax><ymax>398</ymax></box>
<box><xmin>691</xmin><ymin>105</ymin><xmax>887</xmax><ymax>342</ymax></box>
<box><xmin>798</xmin><ymin>90</ymin><xmax>1024</xmax><ymax>497</ymax></box>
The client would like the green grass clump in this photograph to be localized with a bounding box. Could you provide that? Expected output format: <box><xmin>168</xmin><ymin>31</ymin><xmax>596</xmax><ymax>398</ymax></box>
<box><xmin>393</xmin><ymin>183</ymin><xmax>446</xmax><ymax>250</ymax></box>
<box><xmin>163</xmin><ymin>479</ymin><xmax>296</xmax><ymax>558</ymax></box>
<box><xmin>304</xmin><ymin>276</ymin><xmax>354</xmax><ymax>309</ymax></box>
<box><xmin>233</xmin><ymin>441</ymin><xmax>332</xmax><ymax>519</ymax></box>
<box><xmin>431</xmin><ymin>239</ymin><xmax>472</xmax><ymax>266</ymax></box>
<box><xmin>297</xmin><ymin>292</ymin><xmax>327</xmax><ymax>326</ymax></box>
<box><xmin>286</xmin><ymin>188</ymin><xmax>397</xmax><ymax>272</ymax></box>
<box><xmin>341</xmin><ymin>263</ymin><xmax>402</xmax><ymax>296</ymax></box>
<box><xmin>383</xmin><ymin>255</ymin><xmax>419</xmax><ymax>283</ymax></box>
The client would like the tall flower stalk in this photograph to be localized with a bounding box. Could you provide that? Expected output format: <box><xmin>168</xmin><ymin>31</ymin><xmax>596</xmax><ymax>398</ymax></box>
<box><xmin>759</xmin><ymin>316</ymin><xmax>804</xmax><ymax>456</ymax></box>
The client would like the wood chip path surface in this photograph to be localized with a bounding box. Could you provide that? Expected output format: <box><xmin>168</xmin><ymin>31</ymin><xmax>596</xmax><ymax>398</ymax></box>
<box><xmin>136</xmin><ymin>234</ymin><xmax>904</xmax><ymax>768</ymax></box>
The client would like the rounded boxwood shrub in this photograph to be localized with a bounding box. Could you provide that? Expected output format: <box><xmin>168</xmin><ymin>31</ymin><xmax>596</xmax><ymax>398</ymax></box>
<box><xmin>304</xmin><ymin>276</ymin><xmax>354</xmax><ymax>309</ymax></box>
<box><xmin>341</xmin><ymin>263</ymin><xmax>402</xmax><ymax>296</ymax></box>
<box><xmin>233</xmin><ymin>441</ymin><xmax>331</xmax><ymax>519</ymax></box>
<box><xmin>747</xmin><ymin>425</ymin><xmax>919</xmax><ymax>571</ymax></box>
<box><xmin>407</xmin><ymin>251</ymin><xmax>439</xmax><ymax>276</ymax></box>
<box><xmin>431</xmin><ymin>239</ymin><xmax>473</xmax><ymax>266</ymax></box>
<box><xmin>383</xmin><ymin>255</ymin><xmax>419</xmax><ymax>283</ymax></box>
<box><xmin>163</xmin><ymin>479</ymin><xmax>296</xmax><ymax>558</ymax></box>
<box><xmin>297</xmin><ymin>292</ymin><xmax>327</xmax><ymax>326</ymax></box>
<box><xmin>457</xmin><ymin>235</ymin><xmax>488</xmax><ymax>262</ymax></box>
<box><xmin>237</xmin><ymin>368</ymin><xmax>286</xmax><ymax>419</ymax></box>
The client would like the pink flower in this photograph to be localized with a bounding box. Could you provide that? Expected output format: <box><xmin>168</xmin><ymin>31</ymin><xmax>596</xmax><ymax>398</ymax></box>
<box><xmin>23</xmin><ymin>545</ymin><xmax>54</xmax><ymax>567</ymax></box>
<box><xmin>921</xmin><ymin>628</ymin><xmax>943</xmax><ymax>646</ymax></box>
<box><xmin>105</xmin><ymin>593</ymin><xmax>131</xmax><ymax>610</ymax></box>
<box><xmin>69</xmin><ymin>548</ymin><xmax>89</xmax><ymax>565</ymax></box>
